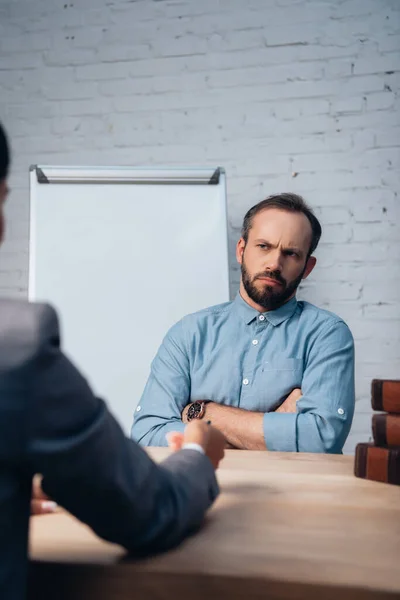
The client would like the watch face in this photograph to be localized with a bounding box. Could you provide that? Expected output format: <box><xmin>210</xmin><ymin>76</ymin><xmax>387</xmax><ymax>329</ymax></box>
<box><xmin>188</xmin><ymin>401</ymin><xmax>204</xmax><ymax>421</ymax></box>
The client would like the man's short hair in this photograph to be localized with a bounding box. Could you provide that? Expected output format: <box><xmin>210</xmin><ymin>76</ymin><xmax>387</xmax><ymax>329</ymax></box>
<box><xmin>0</xmin><ymin>121</ymin><xmax>10</xmax><ymax>181</ymax></box>
<box><xmin>241</xmin><ymin>192</ymin><xmax>322</xmax><ymax>256</ymax></box>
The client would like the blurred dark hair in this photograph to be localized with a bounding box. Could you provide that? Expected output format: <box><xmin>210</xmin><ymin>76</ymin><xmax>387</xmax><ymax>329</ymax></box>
<box><xmin>241</xmin><ymin>192</ymin><xmax>322</xmax><ymax>256</ymax></box>
<box><xmin>0</xmin><ymin>121</ymin><xmax>10</xmax><ymax>181</ymax></box>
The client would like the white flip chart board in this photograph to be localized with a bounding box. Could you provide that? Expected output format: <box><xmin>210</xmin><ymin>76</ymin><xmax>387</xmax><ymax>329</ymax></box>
<box><xmin>29</xmin><ymin>166</ymin><xmax>229</xmax><ymax>433</ymax></box>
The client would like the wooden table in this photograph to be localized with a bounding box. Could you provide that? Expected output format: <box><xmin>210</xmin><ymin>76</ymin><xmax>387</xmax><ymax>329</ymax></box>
<box><xmin>29</xmin><ymin>449</ymin><xmax>400</xmax><ymax>600</ymax></box>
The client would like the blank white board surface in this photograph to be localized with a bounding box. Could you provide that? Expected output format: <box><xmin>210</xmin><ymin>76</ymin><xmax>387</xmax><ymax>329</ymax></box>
<box><xmin>29</xmin><ymin>166</ymin><xmax>229</xmax><ymax>434</ymax></box>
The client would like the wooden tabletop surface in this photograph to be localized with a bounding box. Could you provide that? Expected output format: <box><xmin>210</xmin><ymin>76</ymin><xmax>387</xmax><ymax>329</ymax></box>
<box><xmin>28</xmin><ymin>449</ymin><xmax>400</xmax><ymax>600</ymax></box>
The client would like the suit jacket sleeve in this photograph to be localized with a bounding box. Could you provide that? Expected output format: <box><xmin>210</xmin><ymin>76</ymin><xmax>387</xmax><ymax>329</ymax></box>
<box><xmin>26</xmin><ymin>304</ymin><xmax>219</xmax><ymax>554</ymax></box>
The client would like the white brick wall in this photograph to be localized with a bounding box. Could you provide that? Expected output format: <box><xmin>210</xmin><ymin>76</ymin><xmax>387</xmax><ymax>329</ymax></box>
<box><xmin>1</xmin><ymin>0</ymin><xmax>399</xmax><ymax>453</ymax></box>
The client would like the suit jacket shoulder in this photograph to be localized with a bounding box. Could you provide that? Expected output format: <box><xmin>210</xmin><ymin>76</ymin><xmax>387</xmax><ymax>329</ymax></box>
<box><xmin>0</xmin><ymin>299</ymin><xmax>59</xmax><ymax>372</ymax></box>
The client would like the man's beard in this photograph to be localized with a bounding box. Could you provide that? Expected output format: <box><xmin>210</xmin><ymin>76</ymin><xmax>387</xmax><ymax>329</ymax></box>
<box><xmin>241</xmin><ymin>256</ymin><xmax>306</xmax><ymax>311</ymax></box>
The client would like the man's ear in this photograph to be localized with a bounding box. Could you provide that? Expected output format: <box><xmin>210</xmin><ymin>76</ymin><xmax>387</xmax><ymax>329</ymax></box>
<box><xmin>236</xmin><ymin>238</ymin><xmax>246</xmax><ymax>265</ymax></box>
<box><xmin>302</xmin><ymin>256</ymin><xmax>316</xmax><ymax>280</ymax></box>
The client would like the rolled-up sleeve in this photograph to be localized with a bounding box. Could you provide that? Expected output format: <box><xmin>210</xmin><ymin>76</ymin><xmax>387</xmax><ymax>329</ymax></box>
<box><xmin>263</xmin><ymin>320</ymin><xmax>355</xmax><ymax>453</ymax></box>
<box><xmin>131</xmin><ymin>320</ymin><xmax>189</xmax><ymax>447</ymax></box>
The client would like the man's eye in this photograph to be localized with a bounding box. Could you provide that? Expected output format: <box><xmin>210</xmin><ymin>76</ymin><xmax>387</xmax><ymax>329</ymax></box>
<box><xmin>257</xmin><ymin>244</ymin><xmax>268</xmax><ymax>249</ymax></box>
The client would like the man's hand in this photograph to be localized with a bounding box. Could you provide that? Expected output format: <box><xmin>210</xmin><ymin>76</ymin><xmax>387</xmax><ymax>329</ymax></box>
<box><xmin>275</xmin><ymin>388</ymin><xmax>302</xmax><ymax>413</ymax></box>
<box><xmin>177</xmin><ymin>406</ymin><xmax>236</xmax><ymax>449</ymax></box>
<box><xmin>166</xmin><ymin>431</ymin><xmax>186</xmax><ymax>452</ymax></box>
<box><xmin>167</xmin><ymin>421</ymin><xmax>225</xmax><ymax>469</ymax></box>
<box><xmin>31</xmin><ymin>474</ymin><xmax>58</xmax><ymax>515</ymax></box>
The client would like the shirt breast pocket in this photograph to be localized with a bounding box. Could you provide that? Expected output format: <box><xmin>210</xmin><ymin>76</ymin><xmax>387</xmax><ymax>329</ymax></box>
<box><xmin>256</xmin><ymin>358</ymin><xmax>303</xmax><ymax>412</ymax></box>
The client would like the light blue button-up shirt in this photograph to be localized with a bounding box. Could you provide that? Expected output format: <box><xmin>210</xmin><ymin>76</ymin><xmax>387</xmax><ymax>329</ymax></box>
<box><xmin>131</xmin><ymin>294</ymin><xmax>355</xmax><ymax>453</ymax></box>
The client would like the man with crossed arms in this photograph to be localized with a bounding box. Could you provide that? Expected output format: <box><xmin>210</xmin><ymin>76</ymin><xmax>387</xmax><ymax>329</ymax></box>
<box><xmin>132</xmin><ymin>193</ymin><xmax>355</xmax><ymax>453</ymax></box>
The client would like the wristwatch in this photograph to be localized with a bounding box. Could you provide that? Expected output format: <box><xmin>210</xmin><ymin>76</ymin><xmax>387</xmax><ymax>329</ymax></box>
<box><xmin>187</xmin><ymin>400</ymin><xmax>206</xmax><ymax>422</ymax></box>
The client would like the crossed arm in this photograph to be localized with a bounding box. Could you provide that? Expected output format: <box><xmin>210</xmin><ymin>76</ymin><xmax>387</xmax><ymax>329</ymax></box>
<box><xmin>132</xmin><ymin>320</ymin><xmax>355</xmax><ymax>453</ymax></box>
<box><xmin>181</xmin><ymin>389</ymin><xmax>301</xmax><ymax>450</ymax></box>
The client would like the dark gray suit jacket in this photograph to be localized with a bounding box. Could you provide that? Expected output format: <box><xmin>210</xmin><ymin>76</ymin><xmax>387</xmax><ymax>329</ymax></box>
<box><xmin>0</xmin><ymin>299</ymin><xmax>219</xmax><ymax>600</ymax></box>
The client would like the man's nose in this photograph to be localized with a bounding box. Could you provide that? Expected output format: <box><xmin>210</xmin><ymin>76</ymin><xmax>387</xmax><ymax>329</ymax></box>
<box><xmin>264</xmin><ymin>249</ymin><xmax>283</xmax><ymax>272</ymax></box>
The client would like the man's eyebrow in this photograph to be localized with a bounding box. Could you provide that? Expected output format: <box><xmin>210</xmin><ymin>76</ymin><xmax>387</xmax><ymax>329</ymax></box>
<box><xmin>254</xmin><ymin>239</ymin><xmax>304</xmax><ymax>254</ymax></box>
<box><xmin>284</xmin><ymin>246</ymin><xmax>304</xmax><ymax>254</ymax></box>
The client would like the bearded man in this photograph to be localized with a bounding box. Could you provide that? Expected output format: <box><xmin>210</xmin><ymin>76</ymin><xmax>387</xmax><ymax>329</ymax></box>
<box><xmin>132</xmin><ymin>193</ymin><xmax>355</xmax><ymax>454</ymax></box>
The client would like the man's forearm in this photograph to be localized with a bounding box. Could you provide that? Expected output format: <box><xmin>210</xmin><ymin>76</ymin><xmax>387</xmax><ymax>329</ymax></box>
<box><xmin>181</xmin><ymin>390</ymin><xmax>301</xmax><ymax>450</ymax></box>
<box><xmin>202</xmin><ymin>403</ymin><xmax>266</xmax><ymax>450</ymax></box>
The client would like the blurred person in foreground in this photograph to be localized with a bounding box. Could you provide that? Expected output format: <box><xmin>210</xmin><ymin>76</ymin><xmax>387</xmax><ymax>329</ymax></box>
<box><xmin>0</xmin><ymin>120</ymin><xmax>225</xmax><ymax>600</ymax></box>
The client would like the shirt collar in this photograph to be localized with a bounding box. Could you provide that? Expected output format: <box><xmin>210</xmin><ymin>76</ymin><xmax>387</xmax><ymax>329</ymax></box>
<box><xmin>233</xmin><ymin>292</ymin><xmax>298</xmax><ymax>327</ymax></box>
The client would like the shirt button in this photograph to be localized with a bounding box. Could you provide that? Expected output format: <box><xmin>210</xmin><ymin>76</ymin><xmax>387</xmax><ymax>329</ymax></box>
<box><xmin>252</xmin><ymin>339</ymin><xmax>258</xmax><ymax>345</ymax></box>
<box><xmin>136</xmin><ymin>405</ymin><xmax>141</xmax><ymax>412</ymax></box>
<box><xmin>338</xmin><ymin>408</ymin><xmax>344</xmax><ymax>415</ymax></box>
<box><xmin>259</xmin><ymin>315</ymin><xmax>265</xmax><ymax>321</ymax></box>
<box><xmin>243</xmin><ymin>378</ymin><xmax>249</xmax><ymax>385</ymax></box>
